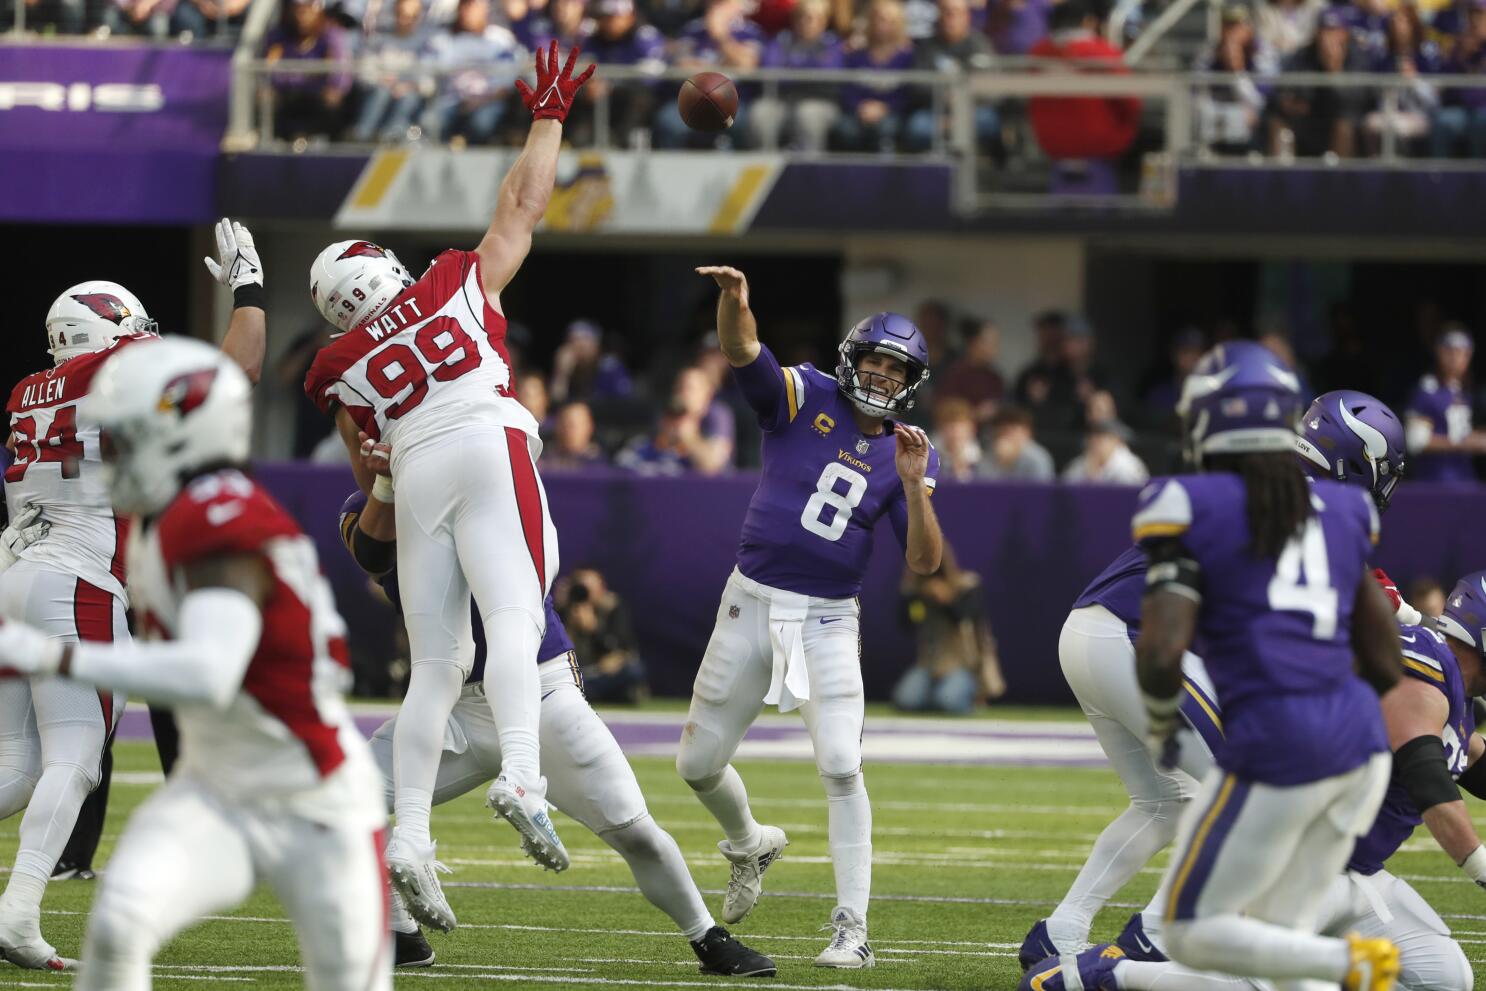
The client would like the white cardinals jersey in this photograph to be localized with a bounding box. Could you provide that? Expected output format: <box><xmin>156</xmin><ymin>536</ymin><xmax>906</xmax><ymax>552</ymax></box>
<box><xmin>127</xmin><ymin>468</ymin><xmax>383</xmax><ymax>829</ymax></box>
<box><xmin>4</xmin><ymin>335</ymin><xmax>153</xmax><ymax>603</ymax></box>
<box><xmin>304</xmin><ymin>248</ymin><xmax>538</xmax><ymax>464</ymax></box>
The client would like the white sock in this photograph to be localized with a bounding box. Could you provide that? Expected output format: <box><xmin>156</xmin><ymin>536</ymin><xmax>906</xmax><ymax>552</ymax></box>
<box><xmin>482</xmin><ymin>609</ymin><xmax>544</xmax><ymax>784</ymax></box>
<box><xmin>389</xmin><ymin>889</ymin><xmax>418</xmax><ymax>935</ymax></box>
<box><xmin>1115</xmin><ymin>960</ymin><xmax>1261</xmax><ymax>990</ymax></box>
<box><xmin>690</xmin><ymin>766</ymin><xmax>761</xmax><ymax>850</ymax></box>
<box><xmin>393</xmin><ymin>789</ymin><xmax>434</xmax><ymax>850</ymax></box>
<box><xmin>823</xmin><ymin>772</ymin><xmax>871</xmax><ymax>921</ymax></box>
<box><xmin>605</xmin><ymin>816</ymin><xmax>715</xmax><ymax>941</ymax></box>
<box><xmin>1167</xmin><ymin>917</ymin><xmax>1350</xmax><ymax>983</ymax></box>
<box><xmin>392</xmin><ymin>661</ymin><xmax>463</xmax><ymax>847</ymax></box>
<box><xmin>1046</xmin><ymin>799</ymin><xmax>1179</xmax><ymax>950</ymax></box>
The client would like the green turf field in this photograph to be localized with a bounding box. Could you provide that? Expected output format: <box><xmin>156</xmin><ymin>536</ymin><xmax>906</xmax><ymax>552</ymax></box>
<box><xmin>4</xmin><ymin>733</ymin><xmax>1486</xmax><ymax>989</ymax></box>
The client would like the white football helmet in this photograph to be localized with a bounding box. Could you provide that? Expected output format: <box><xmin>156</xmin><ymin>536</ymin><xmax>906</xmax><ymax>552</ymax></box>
<box><xmin>46</xmin><ymin>280</ymin><xmax>158</xmax><ymax>365</ymax></box>
<box><xmin>309</xmin><ymin>240</ymin><xmax>415</xmax><ymax>335</ymax></box>
<box><xmin>83</xmin><ymin>338</ymin><xmax>252</xmax><ymax>515</ymax></box>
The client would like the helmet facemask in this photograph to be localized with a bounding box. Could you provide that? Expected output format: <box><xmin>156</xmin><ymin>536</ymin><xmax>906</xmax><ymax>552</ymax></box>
<box><xmin>835</xmin><ymin>341</ymin><xmax>928</xmax><ymax>417</ymax></box>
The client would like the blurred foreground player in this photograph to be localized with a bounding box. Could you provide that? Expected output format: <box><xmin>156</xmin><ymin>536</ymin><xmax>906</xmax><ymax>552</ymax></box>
<box><xmin>304</xmin><ymin>42</ymin><xmax>596</xmax><ymax>930</ymax></box>
<box><xmin>0</xmin><ymin>338</ymin><xmax>388</xmax><ymax>991</ymax></box>
<box><xmin>676</xmin><ymin>266</ymin><xmax>942</xmax><ymax>968</ymax></box>
<box><xmin>340</xmin><ymin>477</ymin><xmax>775</xmax><ymax>977</ymax></box>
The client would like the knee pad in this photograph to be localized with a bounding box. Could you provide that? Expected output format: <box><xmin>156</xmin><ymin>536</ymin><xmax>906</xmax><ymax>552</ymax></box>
<box><xmin>820</xmin><ymin>770</ymin><xmax>864</xmax><ymax>800</ymax></box>
<box><xmin>812</xmin><ymin>734</ymin><xmax>863</xmax><ymax>780</ymax></box>
<box><xmin>676</xmin><ymin>724</ymin><xmax>727</xmax><ymax>787</ymax></box>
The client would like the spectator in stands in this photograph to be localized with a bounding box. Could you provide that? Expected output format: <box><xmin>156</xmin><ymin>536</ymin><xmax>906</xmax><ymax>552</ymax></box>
<box><xmin>653</xmin><ymin>0</ymin><xmax>765</xmax><ymax>147</ymax></box>
<box><xmin>558</xmin><ymin>567</ymin><xmax>648</xmax><ymax>704</ymax></box>
<box><xmin>831</xmin><ymin>0</ymin><xmax>917</xmax><ymax>152</ymax></box>
<box><xmin>1349</xmin><ymin>0</ymin><xmax>1391</xmax><ymax>61</ymax></box>
<box><xmin>617</xmin><ymin>366</ymin><xmax>734</xmax><ymax>474</ymax></box>
<box><xmin>915</xmin><ymin>299</ymin><xmax>955</xmax><ymax>366</ymax></box>
<box><xmin>101</xmin><ymin>0</ymin><xmax>175</xmax><ymax>37</ymax></box>
<box><xmin>931</xmin><ymin>398</ymin><xmax>985</xmax><ymax>481</ymax></box>
<box><xmin>3</xmin><ymin>0</ymin><xmax>83</xmax><ymax>33</ymax></box>
<box><xmin>264</xmin><ymin>0</ymin><xmax>352</xmax><ymax>140</ymax></box>
<box><xmin>1038</xmin><ymin>316</ymin><xmax>1110</xmax><ymax>433</ymax></box>
<box><xmin>750</xmin><ymin>0</ymin><xmax>845</xmax><ymax>149</ymax></box>
<box><xmin>1027</xmin><ymin>0</ymin><xmax>1141</xmax><ymax>192</ymax></box>
<box><xmin>988</xmin><ymin>0</ymin><xmax>1053</xmax><ymax>54</ymax></box>
<box><xmin>1142</xmin><ymin>326</ymin><xmax>1205</xmax><ymax>423</ymax></box>
<box><xmin>349</xmin><ymin>0</ymin><xmax>430</xmax><ymax>143</ymax></box>
<box><xmin>173</xmin><ymin>0</ymin><xmax>250</xmax><ymax>37</ymax></box>
<box><xmin>1062</xmin><ymin>415</ymin><xmax>1149</xmax><ymax>485</ymax></box>
<box><xmin>1434</xmin><ymin>0</ymin><xmax>1486</xmax><ymax>156</ymax></box>
<box><xmin>528</xmin><ymin>0</ymin><xmax>589</xmax><ymax>48</ymax></box>
<box><xmin>1269</xmin><ymin>8</ymin><xmax>1372</xmax><ymax>157</ymax></box>
<box><xmin>544</xmin><ymin>402</ymin><xmax>609</xmax><ymax>470</ymax></box>
<box><xmin>517</xmin><ymin>373</ymin><xmax>551</xmax><ymax>425</ymax></box>
<box><xmin>982</xmin><ymin>405</ymin><xmax>1056</xmax><ymax>481</ymax></box>
<box><xmin>1365</xmin><ymin>2</ymin><xmax>1444</xmax><ymax>155</ymax></box>
<box><xmin>1406</xmin><ymin>577</ymin><xmax>1447</xmax><ymax>618</ymax></box>
<box><xmin>906</xmin><ymin>0</ymin><xmax>998</xmax><ymax>153</ymax></box>
<box><xmin>893</xmin><ymin>546</ymin><xmax>1004</xmax><ymax>714</ymax></box>
<box><xmin>1013</xmin><ymin>309</ymin><xmax>1067</xmax><ymax>418</ymax></box>
<box><xmin>1255</xmin><ymin>0</ymin><xmax>1327</xmax><ymax>59</ymax></box>
<box><xmin>1194</xmin><ymin>4</ymin><xmax>1279</xmax><ymax>155</ymax></box>
<box><xmin>277</xmin><ymin>326</ymin><xmax>337</xmax><ymax>457</ymax></box>
<box><xmin>935</xmin><ymin>319</ymin><xmax>1005</xmax><ymax>423</ymax></box>
<box><xmin>423</xmin><ymin>0</ymin><xmax>522</xmax><ymax>145</ymax></box>
<box><xmin>584</xmin><ymin>0</ymin><xmax>668</xmax><ymax>147</ymax></box>
<box><xmin>1405</xmin><ymin>325</ymin><xmax>1486</xmax><ymax>480</ymax></box>
<box><xmin>550</xmin><ymin>319</ymin><xmax>634</xmax><ymax>403</ymax></box>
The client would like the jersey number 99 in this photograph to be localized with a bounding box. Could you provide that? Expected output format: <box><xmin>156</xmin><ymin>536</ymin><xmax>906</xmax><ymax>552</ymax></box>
<box><xmin>800</xmin><ymin>463</ymin><xmax>867</xmax><ymax>541</ymax></box>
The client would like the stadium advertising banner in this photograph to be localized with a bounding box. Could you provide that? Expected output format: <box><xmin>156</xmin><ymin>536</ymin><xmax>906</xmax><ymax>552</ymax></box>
<box><xmin>335</xmin><ymin>148</ymin><xmax>783</xmax><ymax>234</ymax></box>
<box><xmin>0</xmin><ymin>44</ymin><xmax>231</xmax><ymax>223</ymax></box>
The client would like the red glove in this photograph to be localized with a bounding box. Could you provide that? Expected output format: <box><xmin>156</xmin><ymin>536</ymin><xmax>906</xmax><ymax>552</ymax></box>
<box><xmin>1373</xmin><ymin>568</ymin><xmax>1403</xmax><ymax>612</ymax></box>
<box><xmin>514</xmin><ymin>41</ymin><xmax>595</xmax><ymax>123</ymax></box>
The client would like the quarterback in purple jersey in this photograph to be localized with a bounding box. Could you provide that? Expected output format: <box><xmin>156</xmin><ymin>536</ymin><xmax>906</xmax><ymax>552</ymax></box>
<box><xmin>339</xmin><ymin>485</ymin><xmax>776</xmax><ymax>978</ymax></box>
<box><xmin>1128</xmin><ymin>342</ymin><xmax>1405</xmax><ymax>991</ymax></box>
<box><xmin>1021</xmin><ymin>388</ymin><xmax>1411</xmax><ymax>974</ymax></box>
<box><xmin>674</xmin><ymin>265</ymin><xmax>943</xmax><ymax>970</ymax></box>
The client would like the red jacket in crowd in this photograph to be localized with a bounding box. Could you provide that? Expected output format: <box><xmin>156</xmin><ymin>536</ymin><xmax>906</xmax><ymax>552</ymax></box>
<box><xmin>1027</xmin><ymin>31</ymin><xmax>1142</xmax><ymax>160</ymax></box>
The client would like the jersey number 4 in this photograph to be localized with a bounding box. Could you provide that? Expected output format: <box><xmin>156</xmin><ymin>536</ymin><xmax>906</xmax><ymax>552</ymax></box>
<box><xmin>6</xmin><ymin>406</ymin><xmax>82</xmax><ymax>482</ymax></box>
<box><xmin>800</xmin><ymin>463</ymin><xmax>867</xmax><ymax>541</ymax></box>
<box><xmin>1267</xmin><ymin>518</ymin><xmax>1339</xmax><ymax>639</ymax></box>
<box><xmin>364</xmin><ymin>317</ymin><xmax>483</xmax><ymax>419</ymax></box>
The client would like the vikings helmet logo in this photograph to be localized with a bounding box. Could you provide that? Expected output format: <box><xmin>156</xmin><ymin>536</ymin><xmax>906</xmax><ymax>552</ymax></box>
<box><xmin>337</xmin><ymin>241</ymin><xmax>389</xmax><ymax>261</ymax></box>
<box><xmin>71</xmin><ymin>293</ymin><xmax>131</xmax><ymax>324</ymax></box>
<box><xmin>157</xmin><ymin>368</ymin><xmax>218</xmax><ymax>416</ymax></box>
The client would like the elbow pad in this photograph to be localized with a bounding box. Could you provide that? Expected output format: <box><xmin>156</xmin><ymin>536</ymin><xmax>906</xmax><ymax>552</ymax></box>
<box><xmin>1395</xmin><ymin>734</ymin><xmax>1461</xmax><ymax>813</ymax></box>
<box><xmin>350</xmin><ymin>527</ymin><xmax>396</xmax><ymax>577</ymax></box>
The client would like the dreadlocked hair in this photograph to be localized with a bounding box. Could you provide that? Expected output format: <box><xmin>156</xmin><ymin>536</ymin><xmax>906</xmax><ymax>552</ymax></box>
<box><xmin>1208</xmin><ymin>451</ymin><xmax>1312</xmax><ymax>560</ymax></box>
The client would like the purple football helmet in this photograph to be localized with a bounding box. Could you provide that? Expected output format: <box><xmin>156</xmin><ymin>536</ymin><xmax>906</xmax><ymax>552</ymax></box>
<box><xmin>835</xmin><ymin>312</ymin><xmax>930</xmax><ymax>417</ymax></box>
<box><xmin>1177</xmin><ymin>340</ymin><xmax>1303</xmax><ymax>467</ymax></box>
<box><xmin>339</xmin><ymin>489</ymin><xmax>369</xmax><ymax>553</ymax></box>
<box><xmin>1438</xmin><ymin>571</ymin><xmax>1486</xmax><ymax>655</ymax></box>
<box><xmin>1295</xmin><ymin>390</ymin><xmax>1406</xmax><ymax>511</ymax></box>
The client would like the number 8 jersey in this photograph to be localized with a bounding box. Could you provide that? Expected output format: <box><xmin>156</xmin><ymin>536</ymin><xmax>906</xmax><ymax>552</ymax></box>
<box><xmin>304</xmin><ymin>249</ymin><xmax>539</xmax><ymax>456</ymax></box>
<box><xmin>732</xmin><ymin>345</ymin><xmax>938</xmax><ymax>599</ymax></box>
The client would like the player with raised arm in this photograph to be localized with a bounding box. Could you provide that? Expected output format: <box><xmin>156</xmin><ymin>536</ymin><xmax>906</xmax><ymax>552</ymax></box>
<box><xmin>0</xmin><ymin>338</ymin><xmax>388</xmax><ymax>991</ymax></box>
<box><xmin>303</xmin><ymin>42</ymin><xmax>594</xmax><ymax>932</ymax></box>
<box><xmin>1020</xmin><ymin>388</ymin><xmax>1412</xmax><ymax>972</ymax></box>
<box><xmin>675</xmin><ymin>266</ymin><xmax>942</xmax><ymax>969</ymax></box>
<box><xmin>337</xmin><ymin>463</ymin><xmax>777</xmax><ymax>978</ymax></box>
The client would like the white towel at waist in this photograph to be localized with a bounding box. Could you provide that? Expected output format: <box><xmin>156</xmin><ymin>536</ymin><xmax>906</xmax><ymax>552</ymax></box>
<box><xmin>762</xmin><ymin>589</ymin><xmax>811</xmax><ymax>713</ymax></box>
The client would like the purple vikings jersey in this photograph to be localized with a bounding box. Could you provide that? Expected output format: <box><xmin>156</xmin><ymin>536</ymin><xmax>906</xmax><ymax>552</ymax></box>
<box><xmin>732</xmin><ymin>344</ymin><xmax>940</xmax><ymax>599</ymax></box>
<box><xmin>1406</xmin><ymin>374</ymin><xmax>1476</xmax><ymax>482</ymax></box>
<box><xmin>1349</xmin><ymin>625</ymin><xmax>1475</xmax><ymax>876</ymax></box>
<box><xmin>1133</xmin><ymin>473</ymin><xmax>1387</xmax><ymax>785</ymax></box>
<box><xmin>1072</xmin><ymin>545</ymin><xmax>1146</xmax><ymax>628</ymax></box>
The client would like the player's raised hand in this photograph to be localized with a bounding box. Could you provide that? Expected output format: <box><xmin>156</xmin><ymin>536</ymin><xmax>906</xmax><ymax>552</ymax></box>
<box><xmin>696</xmin><ymin>266</ymin><xmax>749</xmax><ymax>307</ymax></box>
<box><xmin>515</xmin><ymin>41</ymin><xmax>595</xmax><ymax>123</ymax></box>
<box><xmin>203</xmin><ymin>218</ymin><xmax>264</xmax><ymax>291</ymax></box>
<box><xmin>894</xmin><ymin>422</ymin><xmax>930</xmax><ymax>484</ymax></box>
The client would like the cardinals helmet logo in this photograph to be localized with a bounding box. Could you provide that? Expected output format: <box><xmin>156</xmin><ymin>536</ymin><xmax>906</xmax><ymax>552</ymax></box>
<box><xmin>157</xmin><ymin>368</ymin><xmax>218</xmax><ymax>416</ymax></box>
<box><xmin>70</xmin><ymin>293</ymin><xmax>131</xmax><ymax>324</ymax></box>
<box><xmin>337</xmin><ymin>241</ymin><xmax>389</xmax><ymax>261</ymax></box>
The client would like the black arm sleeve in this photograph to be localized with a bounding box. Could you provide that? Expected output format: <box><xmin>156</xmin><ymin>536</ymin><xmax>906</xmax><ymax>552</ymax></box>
<box><xmin>1395</xmin><ymin>734</ymin><xmax>1462</xmax><ymax>813</ymax></box>
<box><xmin>1143</xmin><ymin>537</ymin><xmax>1203</xmax><ymax>601</ymax></box>
<box><xmin>349</xmin><ymin>526</ymin><xmax>396</xmax><ymax>577</ymax></box>
<box><xmin>1459</xmin><ymin>740</ymin><xmax>1486</xmax><ymax>800</ymax></box>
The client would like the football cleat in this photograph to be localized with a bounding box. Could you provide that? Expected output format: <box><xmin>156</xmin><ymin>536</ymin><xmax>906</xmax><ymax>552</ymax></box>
<box><xmin>720</xmin><ymin>825</ymin><xmax>788</xmax><ymax>925</ymax></box>
<box><xmin>1343</xmin><ymin>933</ymin><xmax>1399</xmax><ymax>991</ymax></box>
<box><xmin>1019</xmin><ymin>918</ymin><xmax>1061</xmax><ymax>972</ymax></box>
<box><xmin>1114</xmin><ymin>912</ymin><xmax>1167</xmax><ymax>963</ymax></box>
<box><xmin>814</xmin><ymin>905</ymin><xmax>874</xmax><ymax>969</ymax></box>
<box><xmin>394</xmin><ymin>927</ymin><xmax>436</xmax><ymax>968</ymax></box>
<box><xmin>487</xmin><ymin>773</ymin><xmax>570</xmax><ymax>872</ymax></box>
<box><xmin>50</xmin><ymin>862</ymin><xmax>96</xmax><ymax>881</ymax></box>
<box><xmin>0</xmin><ymin>911</ymin><xmax>75</xmax><ymax>971</ymax></box>
<box><xmin>385</xmin><ymin>832</ymin><xmax>457</xmax><ymax>933</ymax></box>
<box><xmin>1018</xmin><ymin>944</ymin><xmax>1125</xmax><ymax>991</ymax></box>
<box><xmin>690</xmin><ymin>925</ymin><xmax>777</xmax><ymax>977</ymax></box>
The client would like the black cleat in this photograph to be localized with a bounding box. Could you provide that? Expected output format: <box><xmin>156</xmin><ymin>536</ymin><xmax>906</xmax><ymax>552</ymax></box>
<box><xmin>394</xmin><ymin>927</ymin><xmax>436</xmax><ymax>968</ymax></box>
<box><xmin>50</xmin><ymin>863</ymin><xmax>95</xmax><ymax>881</ymax></box>
<box><xmin>691</xmin><ymin>926</ymin><xmax>776</xmax><ymax>977</ymax></box>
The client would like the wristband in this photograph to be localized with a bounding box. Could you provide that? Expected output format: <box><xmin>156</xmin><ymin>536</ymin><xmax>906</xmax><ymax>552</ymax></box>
<box><xmin>371</xmin><ymin>474</ymin><xmax>395</xmax><ymax>504</ymax></box>
<box><xmin>1462</xmin><ymin>844</ymin><xmax>1486</xmax><ymax>883</ymax></box>
<box><xmin>232</xmin><ymin>283</ymin><xmax>266</xmax><ymax>310</ymax></box>
<box><xmin>1143</xmin><ymin>690</ymin><xmax>1180</xmax><ymax>728</ymax></box>
<box><xmin>1397</xmin><ymin>600</ymin><xmax>1424</xmax><ymax>626</ymax></box>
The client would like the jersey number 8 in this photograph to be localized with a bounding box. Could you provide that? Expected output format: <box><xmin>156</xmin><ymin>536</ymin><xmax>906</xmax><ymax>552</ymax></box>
<box><xmin>800</xmin><ymin>463</ymin><xmax>867</xmax><ymax>541</ymax></box>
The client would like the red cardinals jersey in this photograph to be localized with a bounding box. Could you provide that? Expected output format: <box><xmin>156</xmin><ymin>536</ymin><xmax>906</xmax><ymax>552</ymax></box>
<box><xmin>127</xmin><ymin>468</ymin><xmax>382</xmax><ymax>827</ymax></box>
<box><xmin>304</xmin><ymin>249</ymin><xmax>538</xmax><ymax>459</ymax></box>
<box><xmin>4</xmin><ymin>334</ymin><xmax>154</xmax><ymax>602</ymax></box>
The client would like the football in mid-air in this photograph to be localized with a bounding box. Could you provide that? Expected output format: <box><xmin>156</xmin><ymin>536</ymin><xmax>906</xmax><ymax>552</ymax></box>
<box><xmin>678</xmin><ymin>72</ymin><xmax>739</xmax><ymax>132</ymax></box>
